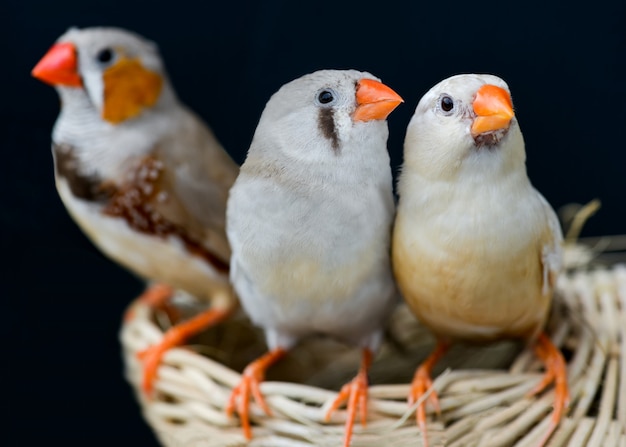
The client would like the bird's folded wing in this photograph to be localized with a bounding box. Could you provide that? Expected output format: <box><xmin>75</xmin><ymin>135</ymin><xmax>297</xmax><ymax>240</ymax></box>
<box><xmin>152</xmin><ymin>111</ymin><xmax>239</xmax><ymax>266</ymax></box>
<box><xmin>537</xmin><ymin>190</ymin><xmax>564</xmax><ymax>294</ymax></box>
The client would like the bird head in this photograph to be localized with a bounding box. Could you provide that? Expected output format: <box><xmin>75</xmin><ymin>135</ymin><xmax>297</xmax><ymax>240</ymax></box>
<box><xmin>32</xmin><ymin>27</ymin><xmax>171</xmax><ymax>125</ymax></box>
<box><xmin>403</xmin><ymin>73</ymin><xmax>525</xmax><ymax>181</ymax></box>
<box><xmin>249</xmin><ymin>69</ymin><xmax>403</xmax><ymax>168</ymax></box>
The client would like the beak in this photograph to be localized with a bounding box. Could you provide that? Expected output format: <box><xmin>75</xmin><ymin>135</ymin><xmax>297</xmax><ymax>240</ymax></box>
<box><xmin>32</xmin><ymin>42</ymin><xmax>82</xmax><ymax>87</ymax></box>
<box><xmin>471</xmin><ymin>84</ymin><xmax>514</xmax><ymax>137</ymax></box>
<box><xmin>353</xmin><ymin>79</ymin><xmax>403</xmax><ymax>122</ymax></box>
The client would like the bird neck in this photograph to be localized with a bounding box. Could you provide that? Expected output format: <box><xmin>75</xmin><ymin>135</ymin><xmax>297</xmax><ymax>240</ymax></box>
<box><xmin>52</xmin><ymin>85</ymin><xmax>184</xmax><ymax>182</ymax></box>
<box><xmin>245</xmin><ymin>124</ymin><xmax>392</xmax><ymax>189</ymax></box>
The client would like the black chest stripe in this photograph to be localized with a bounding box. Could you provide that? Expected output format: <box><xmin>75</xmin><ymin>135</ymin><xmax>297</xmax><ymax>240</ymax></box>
<box><xmin>53</xmin><ymin>143</ymin><xmax>112</xmax><ymax>202</ymax></box>
<box><xmin>317</xmin><ymin>108</ymin><xmax>339</xmax><ymax>152</ymax></box>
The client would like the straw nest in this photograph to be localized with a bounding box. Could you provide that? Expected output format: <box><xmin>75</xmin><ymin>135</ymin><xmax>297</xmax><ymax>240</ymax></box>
<box><xmin>121</xmin><ymin>204</ymin><xmax>626</xmax><ymax>446</ymax></box>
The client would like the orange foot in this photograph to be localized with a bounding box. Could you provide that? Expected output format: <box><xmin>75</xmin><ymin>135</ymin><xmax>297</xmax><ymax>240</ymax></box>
<box><xmin>226</xmin><ymin>348</ymin><xmax>287</xmax><ymax>439</ymax></box>
<box><xmin>138</xmin><ymin>306</ymin><xmax>232</xmax><ymax>395</ymax></box>
<box><xmin>527</xmin><ymin>332</ymin><xmax>570</xmax><ymax>447</ymax></box>
<box><xmin>324</xmin><ymin>349</ymin><xmax>373</xmax><ymax>447</ymax></box>
<box><xmin>409</xmin><ymin>341</ymin><xmax>450</xmax><ymax>447</ymax></box>
<box><xmin>123</xmin><ymin>283</ymin><xmax>175</xmax><ymax>321</ymax></box>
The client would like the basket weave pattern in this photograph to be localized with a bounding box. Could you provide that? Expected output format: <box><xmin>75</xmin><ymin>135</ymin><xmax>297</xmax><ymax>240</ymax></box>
<box><xmin>121</xmin><ymin>262</ymin><xmax>626</xmax><ymax>446</ymax></box>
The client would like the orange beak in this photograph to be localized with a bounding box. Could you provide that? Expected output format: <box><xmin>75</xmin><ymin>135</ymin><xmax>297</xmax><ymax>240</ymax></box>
<box><xmin>32</xmin><ymin>42</ymin><xmax>82</xmax><ymax>88</ymax></box>
<box><xmin>471</xmin><ymin>84</ymin><xmax>514</xmax><ymax>137</ymax></box>
<box><xmin>353</xmin><ymin>79</ymin><xmax>403</xmax><ymax>122</ymax></box>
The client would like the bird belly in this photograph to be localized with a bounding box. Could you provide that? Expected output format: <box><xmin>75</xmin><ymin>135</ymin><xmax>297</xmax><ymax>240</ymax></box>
<box><xmin>393</xmin><ymin>221</ymin><xmax>549</xmax><ymax>342</ymax></box>
<box><xmin>57</xmin><ymin>178</ymin><xmax>230</xmax><ymax>301</ymax></box>
<box><xmin>229</xmin><ymin>175</ymin><xmax>397</xmax><ymax>347</ymax></box>
<box><xmin>237</xmin><ymin>248</ymin><xmax>395</xmax><ymax>347</ymax></box>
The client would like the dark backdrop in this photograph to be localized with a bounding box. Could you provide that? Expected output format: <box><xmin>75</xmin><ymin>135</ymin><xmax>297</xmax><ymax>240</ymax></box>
<box><xmin>4</xmin><ymin>1</ymin><xmax>625</xmax><ymax>446</ymax></box>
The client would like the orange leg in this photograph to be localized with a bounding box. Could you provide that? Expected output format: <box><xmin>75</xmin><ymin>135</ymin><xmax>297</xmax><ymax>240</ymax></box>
<box><xmin>324</xmin><ymin>349</ymin><xmax>373</xmax><ymax>447</ymax></box>
<box><xmin>123</xmin><ymin>283</ymin><xmax>175</xmax><ymax>321</ymax></box>
<box><xmin>137</xmin><ymin>306</ymin><xmax>233</xmax><ymax>395</ymax></box>
<box><xmin>409</xmin><ymin>341</ymin><xmax>450</xmax><ymax>447</ymax></box>
<box><xmin>527</xmin><ymin>332</ymin><xmax>570</xmax><ymax>447</ymax></box>
<box><xmin>226</xmin><ymin>348</ymin><xmax>288</xmax><ymax>439</ymax></box>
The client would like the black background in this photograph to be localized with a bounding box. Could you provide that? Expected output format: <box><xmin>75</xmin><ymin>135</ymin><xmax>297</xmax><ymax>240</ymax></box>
<box><xmin>4</xmin><ymin>1</ymin><xmax>625</xmax><ymax>446</ymax></box>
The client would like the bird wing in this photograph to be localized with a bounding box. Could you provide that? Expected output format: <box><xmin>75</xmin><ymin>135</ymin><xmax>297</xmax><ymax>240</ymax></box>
<box><xmin>103</xmin><ymin>109</ymin><xmax>238</xmax><ymax>272</ymax></box>
<box><xmin>162</xmin><ymin>109</ymin><xmax>238</xmax><ymax>223</ymax></box>
<box><xmin>537</xmin><ymin>190</ymin><xmax>564</xmax><ymax>295</ymax></box>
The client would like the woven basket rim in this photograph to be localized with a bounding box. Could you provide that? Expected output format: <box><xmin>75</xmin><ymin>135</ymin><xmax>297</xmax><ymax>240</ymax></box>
<box><xmin>121</xmin><ymin>234</ymin><xmax>626</xmax><ymax>446</ymax></box>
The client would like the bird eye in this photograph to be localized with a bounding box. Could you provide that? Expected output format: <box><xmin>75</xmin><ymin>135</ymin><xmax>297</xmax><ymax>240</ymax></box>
<box><xmin>440</xmin><ymin>95</ymin><xmax>454</xmax><ymax>112</ymax></box>
<box><xmin>317</xmin><ymin>89</ymin><xmax>335</xmax><ymax>105</ymax></box>
<box><xmin>96</xmin><ymin>48</ymin><xmax>114</xmax><ymax>65</ymax></box>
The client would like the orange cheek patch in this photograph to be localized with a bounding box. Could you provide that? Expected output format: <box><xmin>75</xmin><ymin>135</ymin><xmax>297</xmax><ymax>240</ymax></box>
<box><xmin>102</xmin><ymin>58</ymin><xmax>163</xmax><ymax>124</ymax></box>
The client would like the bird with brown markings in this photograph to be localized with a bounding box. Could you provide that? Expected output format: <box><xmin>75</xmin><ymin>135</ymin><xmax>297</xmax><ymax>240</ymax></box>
<box><xmin>32</xmin><ymin>26</ymin><xmax>239</xmax><ymax>396</ymax></box>
<box><xmin>226</xmin><ymin>69</ymin><xmax>403</xmax><ymax>446</ymax></box>
<box><xmin>392</xmin><ymin>73</ymin><xmax>569</xmax><ymax>447</ymax></box>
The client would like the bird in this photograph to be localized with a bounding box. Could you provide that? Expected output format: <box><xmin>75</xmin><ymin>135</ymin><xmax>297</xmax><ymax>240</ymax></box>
<box><xmin>392</xmin><ymin>73</ymin><xmax>569</xmax><ymax>447</ymax></box>
<box><xmin>31</xmin><ymin>26</ymin><xmax>240</xmax><ymax>396</ymax></box>
<box><xmin>224</xmin><ymin>69</ymin><xmax>403</xmax><ymax>446</ymax></box>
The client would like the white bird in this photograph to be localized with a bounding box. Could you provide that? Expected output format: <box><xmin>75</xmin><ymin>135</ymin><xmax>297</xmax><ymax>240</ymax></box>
<box><xmin>392</xmin><ymin>73</ymin><xmax>569</xmax><ymax>447</ymax></box>
<box><xmin>225</xmin><ymin>69</ymin><xmax>403</xmax><ymax>446</ymax></box>
<box><xmin>32</xmin><ymin>26</ymin><xmax>240</xmax><ymax>395</ymax></box>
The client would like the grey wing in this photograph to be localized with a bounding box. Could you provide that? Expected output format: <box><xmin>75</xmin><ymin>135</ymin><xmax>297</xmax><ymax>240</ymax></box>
<box><xmin>158</xmin><ymin>108</ymin><xmax>240</xmax><ymax>261</ymax></box>
<box><xmin>536</xmin><ymin>190</ymin><xmax>564</xmax><ymax>294</ymax></box>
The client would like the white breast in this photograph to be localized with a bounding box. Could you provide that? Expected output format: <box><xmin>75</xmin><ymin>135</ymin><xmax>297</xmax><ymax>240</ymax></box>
<box><xmin>56</xmin><ymin>177</ymin><xmax>229</xmax><ymax>301</ymax></box>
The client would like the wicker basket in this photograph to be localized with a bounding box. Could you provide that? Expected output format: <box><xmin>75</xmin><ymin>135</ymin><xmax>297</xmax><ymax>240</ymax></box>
<box><xmin>121</xmin><ymin>229</ymin><xmax>626</xmax><ymax>446</ymax></box>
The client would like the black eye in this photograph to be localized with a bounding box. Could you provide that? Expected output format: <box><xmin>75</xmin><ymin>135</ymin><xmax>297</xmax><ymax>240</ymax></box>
<box><xmin>440</xmin><ymin>95</ymin><xmax>454</xmax><ymax>112</ymax></box>
<box><xmin>318</xmin><ymin>89</ymin><xmax>335</xmax><ymax>104</ymax></box>
<box><xmin>96</xmin><ymin>48</ymin><xmax>114</xmax><ymax>64</ymax></box>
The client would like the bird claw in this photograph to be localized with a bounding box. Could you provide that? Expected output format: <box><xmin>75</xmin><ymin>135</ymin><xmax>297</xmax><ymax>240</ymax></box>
<box><xmin>527</xmin><ymin>368</ymin><xmax>555</xmax><ymax>398</ymax></box>
<box><xmin>410</xmin><ymin>366</ymin><xmax>440</xmax><ymax>422</ymax></box>
<box><xmin>137</xmin><ymin>307</ymin><xmax>231</xmax><ymax>396</ymax></box>
<box><xmin>406</xmin><ymin>341</ymin><xmax>450</xmax><ymax>447</ymax></box>
<box><xmin>529</xmin><ymin>333</ymin><xmax>571</xmax><ymax>447</ymax></box>
<box><xmin>226</xmin><ymin>368</ymin><xmax>271</xmax><ymax>440</ymax></box>
<box><xmin>226</xmin><ymin>349</ymin><xmax>286</xmax><ymax>440</ymax></box>
<box><xmin>324</xmin><ymin>371</ymin><xmax>369</xmax><ymax>447</ymax></box>
<box><xmin>137</xmin><ymin>342</ymin><xmax>168</xmax><ymax>396</ymax></box>
<box><xmin>323</xmin><ymin>349</ymin><xmax>372</xmax><ymax>447</ymax></box>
